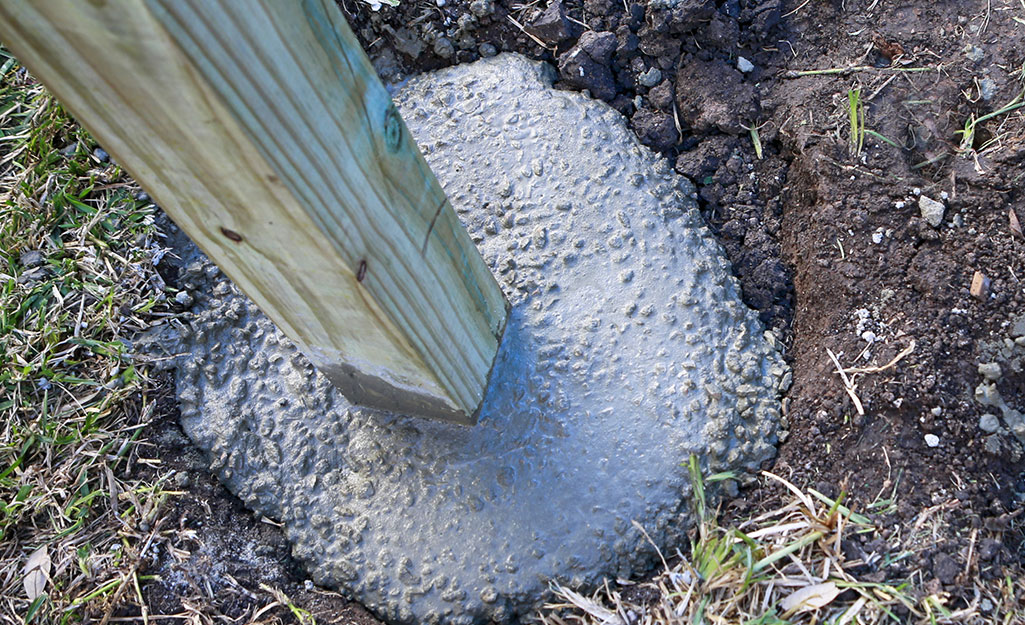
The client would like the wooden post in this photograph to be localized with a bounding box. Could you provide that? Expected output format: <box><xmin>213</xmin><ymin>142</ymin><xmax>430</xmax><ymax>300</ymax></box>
<box><xmin>0</xmin><ymin>0</ymin><xmax>508</xmax><ymax>425</ymax></box>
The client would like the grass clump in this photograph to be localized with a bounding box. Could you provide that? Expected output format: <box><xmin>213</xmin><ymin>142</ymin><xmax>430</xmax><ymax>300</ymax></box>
<box><xmin>0</xmin><ymin>47</ymin><xmax>177</xmax><ymax>624</ymax></box>
<box><xmin>541</xmin><ymin>456</ymin><xmax>1024</xmax><ymax>625</ymax></box>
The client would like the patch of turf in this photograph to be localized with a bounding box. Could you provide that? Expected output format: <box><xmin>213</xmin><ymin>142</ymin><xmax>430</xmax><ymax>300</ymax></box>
<box><xmin>1</xmin><ymin>47</ymin><xmax>176</xmax><ymax>624</ymax></box>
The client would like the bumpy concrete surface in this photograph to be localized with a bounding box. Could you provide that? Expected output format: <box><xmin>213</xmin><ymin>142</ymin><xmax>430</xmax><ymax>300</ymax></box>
<box><xmin>159</xmin><ymin>54</ymin><xmax>787</xmax><ymax>625</ymax></box>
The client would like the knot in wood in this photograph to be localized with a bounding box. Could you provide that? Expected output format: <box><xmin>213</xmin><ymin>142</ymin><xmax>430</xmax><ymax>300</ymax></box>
<box><xmin>384</xmin><ymin>104</ymin><xmax>403</xmax><ymax>153</ymax></box>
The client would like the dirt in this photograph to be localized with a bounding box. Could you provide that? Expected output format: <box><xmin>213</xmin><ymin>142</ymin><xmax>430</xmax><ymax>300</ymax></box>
<box><xmin>135</xmin><ymin>0</ymin><xmax>1025</xmax><ymax>621</ymax></box>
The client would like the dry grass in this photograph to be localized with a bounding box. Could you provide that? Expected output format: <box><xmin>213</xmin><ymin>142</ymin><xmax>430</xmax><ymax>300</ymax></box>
<box><xmin>0</xmin><ymin>48</ymin><xmax>180</xmax><ymax>624</ymax></box>
<box><xmin>1</xmin><ymin>49</ymin><xmax>323</xmax><ymax>625</ymax></box>
<box><xmin>540</xmin><ymin>457</ymin><xmax>1025</xmax><ymax>625</ymax></box>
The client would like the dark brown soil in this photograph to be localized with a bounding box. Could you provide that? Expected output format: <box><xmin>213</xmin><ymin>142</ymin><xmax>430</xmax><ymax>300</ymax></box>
<box><xmin>137</xmin><ymin>0</ymin><xmax>1025</xmax><ymax>621</ymax></box>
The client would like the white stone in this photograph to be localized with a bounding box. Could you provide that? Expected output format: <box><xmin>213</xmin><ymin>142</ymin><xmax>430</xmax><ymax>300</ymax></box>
<box><xmin>924</xmin><ymin>434</ymin><xmax>940</xmax><ymax>447</ymax></box>
<box><xmin>979</xmin><ymin>413</ymin><xmax>1001</xmax><ymax>433</ymax></box>
<box><xmin>919</xmin><ymin>195</ymin><xmax>945</xmax><ymax>227</ymax></box>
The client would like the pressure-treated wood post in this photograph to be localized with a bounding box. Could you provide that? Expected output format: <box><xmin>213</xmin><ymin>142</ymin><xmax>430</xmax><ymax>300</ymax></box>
<box><xmin>0</xmin><ymin>0</ymin><xmax>508</xmax><ymax>425</ymax></box>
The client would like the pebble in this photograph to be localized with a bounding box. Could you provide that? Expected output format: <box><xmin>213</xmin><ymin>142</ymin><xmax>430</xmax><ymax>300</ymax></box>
<box><xmin>931</xmin><ymin>552</ymin><xmax>959</xmax><ymax>584</ymax></box>
<box><xmin>637</xmin><ymin>67</ymin><xmax>662</xmax><ymax>88</ymax></box>
<box><xmin>19</xmin><ymin>250</ymin><xmax>44</xmax><ymax>268</ymax></box>
<box><xmin>970</xmin><ymin>271</ymin><xmax>991</xmax><ymax>301</ymax></box>
<box><xmin>979</xmin><ymin>77</ymin><xmax>997</xmax><ymax>101</ymax></box>
<box><xmin>978</xmin><ymin>361</ymin><xmax>1002</xmax><ymax>381</ymax></box>
<box><xmin>924</xmin><ymin>433</ymin><xmax>940</xmax><ymax>448</ymax></box>
<box><xmin>433</xmin><ymin>37</ymin><xmax>455</xmax><ymax>59</ymax></box>
<box><xmin>964</xmin><ymin>45</ymin><xmax>985</xmax><ymax>62</ymax></box>
<box><xmin>737</xmin><ymin>56</ymin><xmax>754</xmax><ymax>73</ymax></box>
<box><xmin>93</xmin><ymin>147</ymin><xmax>109</xmax><ymax>162</ymax></box>
<box><xmin>979</xmin><ymin>413</ymin><xmax>1001</xmax><ymax>433</ymax></box>
<box><xmin>469</xmin><ymin>0</ymin><xmax>494</xmax><ymax>17</ymax></box>
<box><xmin>918</xmin><ymin>195</ymin><xmax>945</xmax><ymax>227</ymax></box>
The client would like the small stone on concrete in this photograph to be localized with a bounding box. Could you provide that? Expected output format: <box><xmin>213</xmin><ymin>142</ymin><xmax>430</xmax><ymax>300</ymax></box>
<box><xmin>919</xmin><ymin>195</ymin><xmax>945</xmax><ymax>227</ymax></box>
<box><xmin>924</xmin><ymin>433</ymin><xmax>940</xmax><ymax>447</ymax></box>
<box><xmin>979</xmin><ymin>413</ymin><xmax>1001</xmax><ymax>433</ymax></box>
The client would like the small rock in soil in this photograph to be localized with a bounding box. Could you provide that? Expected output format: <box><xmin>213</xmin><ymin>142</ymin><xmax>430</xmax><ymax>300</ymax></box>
<box><xmin>737</xmin><ymin>56</ymin><xmax>754</xmax><ymax>73</ymax></box>
<box><xmin>469</xmin><ymin>0</ymin><xmax>494</xmax><ymax>18</ymax></box>
<box><xmin>970</xmin><ymin>271</ymin><xmax>991</xmax><ymax>301</ymax></box>
<box><xmin>924</xmin><ymin>433</ymin><xmax>940</xmax><ymax>448</ymax></box>
<box><xmin>979</xmin><ymin>413</ymin><xmax>1001</xmax><ymax>433</ymax></box>
<box><xmin>931</xmin><ymin>552</ymin><xmax>959</xmax><ymax>584</ymax></box>
<box><xmin>647</xmin><ymin>79</ymin><xmax>674</xmax><ymax>111</ymax></box>
<box><xmin>978</xmin><ymin>362</ymin><xmax>1002</xmax><ymax>381</ymax></box>
<box><xmin>388</xmin><ymin>27</ymin><xmax>425</xmax><ymax>59</ymax></box>
<box><xmin>638</xmin><ymin>66</ymin><xmax>662</xmax><ymax>88</ymax></box>
<box><xmin>558</xmin><ymin>31</ymin><xmax>618</xmax><ymax>101</ymax></box>
<box><xmin>648</xmin><ymin>0</ymin><xmax>715</xmax><ymax>33</ymax></box>
<box><xmin>695</xmin><ymin>13</ymin><xmax>739</xmax><ymax>47</ymax></box>
<box><xmin>984</xmin><ymin>433</ymin><xmax>1004</xmax><ymax>456</ymax></box>
<box><xmin>979</xmin><ymin>538</ymin><xmax>1003</xmax><ymax>561</ymax></box>
<box><xmin>615</xmin><ymin>25</ymin><xmax>638</xmax><ymax>55</ymax></box>
<box><xmin>919</xmin><ymin>195</ymin><xmax>945</xmax><ymax>227</ymax></box>
<box><xmin>577</xmin><ymin>30</ymin><xmax>616</xmax><ymax>62</ymax></box>
<box><xmin>525</xmin><ymin>0</ymin><xmax>575</xmax><ymax>46</ymax></box>
<box><xmin>631</xmin><ymin>108</ymin><xmax>678</xmax><ymax>151</ymax></box>
<box><xmin>433</xmin><ymin>37</ymin><xmax>455</xmax><ymax>59</ymax></box>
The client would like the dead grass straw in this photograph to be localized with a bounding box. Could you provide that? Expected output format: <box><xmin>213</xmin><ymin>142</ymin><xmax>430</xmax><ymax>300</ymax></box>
<box><xmin>540</xmin><ymin>457</ymin><xmax>1025</xmax><ymax>625</ymax></box>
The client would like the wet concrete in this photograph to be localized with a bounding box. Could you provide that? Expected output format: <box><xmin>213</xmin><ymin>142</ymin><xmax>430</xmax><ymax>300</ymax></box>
<box><xmin>155</xmin><ymin>54</ymin><xmax>787</xmax><ymax>624</ymax></box>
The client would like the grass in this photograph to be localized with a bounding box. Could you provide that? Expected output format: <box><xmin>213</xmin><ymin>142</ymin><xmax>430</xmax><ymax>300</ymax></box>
<box><xmin>541</xmin><ymin>456</ymin><xmax>1025</xmax><ymax>625</ymax></box>
<box><xmin>0</xmin><ymin>47</ymin><xmax>179</xmax><ymax>624</ymax></box>
<box><xmin>1</xmin><ymin>47</ymin><xmax>327</xmax><ymax>625</ymax></box>
<box><xmin>955</xmin><ymin>90</ymin><xmax>1025</xmax><ymax>154</ymax></box>
<box><xmin>848</xmin><ymin>88</ymin><xmax>865</xmax><ymax>157</ymax></box>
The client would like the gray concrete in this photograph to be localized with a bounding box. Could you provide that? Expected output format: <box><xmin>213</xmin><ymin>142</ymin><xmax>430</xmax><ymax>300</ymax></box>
<box><xmin>156</xmin><ymin>54</ymin><xmax>786</xmax><ymax>624</ymax></box>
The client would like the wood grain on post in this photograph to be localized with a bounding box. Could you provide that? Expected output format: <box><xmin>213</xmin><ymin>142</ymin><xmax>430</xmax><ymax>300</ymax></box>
<box><xmin>0</xmin><ymin>0</ymin><xmax>508</xmax><ymax>424</ymax></box>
